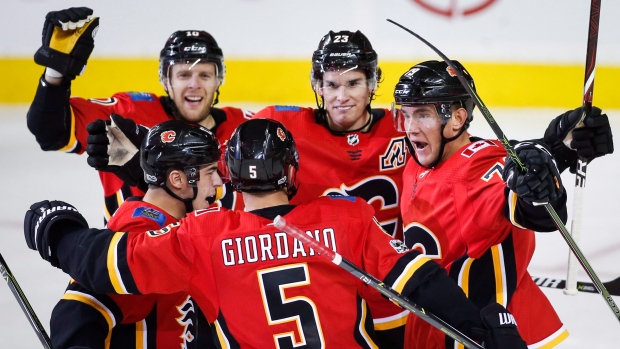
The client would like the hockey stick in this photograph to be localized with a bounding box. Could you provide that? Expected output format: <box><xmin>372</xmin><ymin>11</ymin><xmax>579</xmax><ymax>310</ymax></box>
<box><xmin>565</xmin><ymin>0</ymin><xmax>601</xmax><ymax>296</ymax></box>
<box><xmin>273</xmin><ymin>215</ymin><xmax>484</xmax><ymax>349</ymax></box>
<box><xmin>385</xmin><ymin>19</ymin><xmax>620</xmax><ymax>323</ymax></box>
<box><xmin>0</xmin><ymin>253</ymin><xmax>52</xmax><ymax>349</ymax></box>
<box><xmin>533</xmin><ymin>275</ymin><xmax>620</xmax><ymax>296</ymax></box>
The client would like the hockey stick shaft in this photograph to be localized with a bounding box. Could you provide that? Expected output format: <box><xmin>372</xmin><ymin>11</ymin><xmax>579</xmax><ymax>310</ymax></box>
<box><xmin>533</xmin><ymin>275</ymin><xmax>620</xmax><ymax>296</ymax></box>
<box><xmin>0</xmin><ymin>253</ymin><xmax>52</xmax><ymax>349</ymax></box>
<box><xmin>566</xmin><ymin>0</ymin><xmax>601</xmax><ymax>295</ymax></box>
<box><xmin>273</xmin><ymin>215</ymin><xmax>483</xmax><ymax>349</ymax></box>
<box><xmin>385</xmin><ymin>18</ymin><xmax>620</xmax><ymax>323</ymax></box>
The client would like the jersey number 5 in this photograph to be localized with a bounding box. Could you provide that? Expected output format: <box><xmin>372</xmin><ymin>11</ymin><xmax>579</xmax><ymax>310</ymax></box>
<box><xmin>258</xmin><ymin>264</ymin><xmax>325</xmax><ymax>348</ymax></box>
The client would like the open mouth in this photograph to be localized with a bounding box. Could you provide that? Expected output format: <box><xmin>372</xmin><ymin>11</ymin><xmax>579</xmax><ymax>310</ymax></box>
<box><xmin>413</xmin><ymin>141</ymin><xmax>428</xmax><ymax>151</ymax></box>
<box><xmin>185</xmin><ymin>96</ymin><xmax>204</xmax><ymax>103</ymax></box>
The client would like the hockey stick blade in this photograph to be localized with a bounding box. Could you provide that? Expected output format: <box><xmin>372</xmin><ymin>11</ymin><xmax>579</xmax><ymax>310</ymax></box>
<box><xmin>534</xmin><ymin>275</ymin><xmax>620</xmax><ymax>296</ymax></box>
<box><xmin>0</xmin><ymin>253</ymin><xmax>52</xmax><ymax>349</ymax></box>
<box><xmin>386</xmin><ymin>18</ymin><xmax>620</xmax><ymax>323</ymax></box>
<box><xmin>273</xmin><ymin>215</ymin><xmax>483</xmax><ymax>349</ymax></box>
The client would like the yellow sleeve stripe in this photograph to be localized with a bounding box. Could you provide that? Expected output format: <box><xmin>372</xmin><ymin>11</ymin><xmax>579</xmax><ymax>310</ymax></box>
<box><xmin>373</xmin><ymin>309</ymin><xmax>409</xmax><ymax>330</ymax></box>
<box><xmin>358</xmin><ymin>299</ymin><xmax>379</xmax><ymax>349</ymax></box>
<box><xmin>391</xmin><ymin>255</ymin><xmax>433</xmax><ymax>294</ymax></box>
<box><xmin>135</xmin><ymin>320</ymin><xmax>147</xmax><ymax>349</ymax></box>
<box><xmin>57</xmin><ymin>107</ymin><xmax>78</xmax><ymax>153</ymax></box>
<box><xmin>530</xmin><ymin>326</ymin><xmax>569</xmax><ymax>349</ymax></box>
<box><xmin>491</xmin><ymin>245</ymin><xmax>508</xmax><ymax>306</ymax></box>
<box><xmin>62</xmin><ymin>290</ymin><xmax>115</xmax><ymax>348</ymax></box>
<box><xmin>214</xmin><ymin>320</ymin><xmax>232</xmax><ymax>349</ymax></box>
<box><xmin>507</xmin><ymin>190</ymin><xmax>525</xmax><ymax>229</ymax></box>
<box><xmin>457</xmin><ymin>257</ymin><xmax>475</xmax><ymax>297</ymax></box>
<box><xmin>107</xmin><ymin>232</ymin><xmax>129</xmax><ymax>294</ymax></box>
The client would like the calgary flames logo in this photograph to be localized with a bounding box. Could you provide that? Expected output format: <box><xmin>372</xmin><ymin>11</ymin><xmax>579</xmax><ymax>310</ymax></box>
<box><xmin>446</xmin><ymin>66</ymin><xmax>457</xmax><ymax>77</ymax></box>
<box><xmin>276</xmin><ymin>127</ymin><xmax>286</xmax><ymax>141</ymax></box>
<box><xmin>161</xmin><ymin>130</ymin><xmax>176</xmax><ymax>143</ymax></box>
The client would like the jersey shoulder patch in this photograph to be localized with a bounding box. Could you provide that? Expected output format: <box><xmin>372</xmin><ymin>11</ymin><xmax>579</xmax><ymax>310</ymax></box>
<box><xmin>274</xmin><ymin>105</ymin><xmax>301</xmax><ymax>112</ymax></box>
<box><xmin>127</xmin><ymin>92</ymin><xmax>155</xmax><ymax>102</ymax></box>
<box><xmin>461</xmin><ymin>140</ymin><xmax>498</xmax><ymax>158</ymax></box>
<box><xmin>327</xmin><ymin>195</ymin><xmax>357</xmax><ymax>202</ymax></box>
<box><xmin>131</xmin><ymin>206</ymin><xmax>167</xmax><ymax>227</ymax></box>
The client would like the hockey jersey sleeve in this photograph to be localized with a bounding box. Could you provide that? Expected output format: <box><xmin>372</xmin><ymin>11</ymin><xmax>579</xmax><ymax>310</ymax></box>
<box><xmin>53</xmin><ymin>221</ymin><xmax>197</xmax><ymax>296</ymax></box>
<box><xmin>27</xmin><ymin>76</ymin><xmax>162</xmax><ymax>154</ymax></box>
<box><xmin>50</xmin><ymin>280</ymin><xmax>158</xmax><ymax>349</ymax></box>
<box><xmin>27</xmin><ymin>76</ymin><xmax>75</xmax><ymax>151</ymax></box>
<box><xmin>348</xmin><ymin>200</ymin><xmax>485</xmax><ymax>342</ymax></box>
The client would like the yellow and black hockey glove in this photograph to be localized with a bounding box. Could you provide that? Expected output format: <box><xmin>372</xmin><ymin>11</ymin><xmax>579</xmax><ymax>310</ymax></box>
<box><xmin>34</xmin><ymin>7</ymin><xmax>99</xmax><ymax>80</ymax></box>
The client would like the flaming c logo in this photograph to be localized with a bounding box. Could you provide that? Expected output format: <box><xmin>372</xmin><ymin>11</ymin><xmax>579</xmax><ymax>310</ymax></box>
<box><xmin>413</xmin><ymin>0</ymin><xmax>496</xmax><ymax>18</ymax></box>
<box><xmin>161</xmin><ymin>130</ymin><xmax>176</xmax><ymax>143</ymax></box>
<box><xmin>276</xmin><ymin>127</ymin><xmax>286</xmax><ymax>141</ymax></box>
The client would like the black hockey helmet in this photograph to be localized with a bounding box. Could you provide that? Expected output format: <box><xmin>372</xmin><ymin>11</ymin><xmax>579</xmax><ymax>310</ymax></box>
<box><xmin>393</xmin><ymin>60</ymin><xmax>475</xmax><ymax>125</ymax></box>
<box><xmin>311</xmin><ymin>30</ymin><xmax>379</xmax><ymax>91</ymax></box>
<box><xmin>225</xmin><ymin>119</ymin><xmax>299</xmax><ymax>198</ymax></box>
<box><xmin>141</xmin><ymin>120</ymin><xmax>221</xmax><ymax>188</ymax></box>
<box><xmin>158</xmin><ymin>30</ymin><xmax>225</xmax><ymax>89</ymax></box>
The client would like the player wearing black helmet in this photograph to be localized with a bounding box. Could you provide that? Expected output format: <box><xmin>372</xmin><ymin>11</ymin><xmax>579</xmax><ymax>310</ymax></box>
<box><xmin>226</xmin><ymin>118</ymin><xmax>299</xmax><ymax>198</ymax></box>
<box><xmin>392</xmin><ymin>60</ymin><xmax>598</xmax><ymax>348</ymax></box>
<box><xmin>25</xmin><ymin>119</ymin><xmax>529</xmax><ymax>349</ymax></box>
<box><xmin>27</xmin><ymin>7</ymin><xmax>251</xmax><ymax>222</ymax></box>
<box><xmin>252</xmin><ymin>31</ymin><xmax>411</xmax><ymax>345</ymax></box>
<box><xmin>48</xmin><ymin>121</ymin><xmax>223</xmax><ymax>349</ymax></box>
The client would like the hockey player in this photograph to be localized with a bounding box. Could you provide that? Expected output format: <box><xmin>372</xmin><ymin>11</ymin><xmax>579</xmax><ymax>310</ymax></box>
<box><xmin>26</xmin><ymin>7</ymin><xmax>250</xmax><ymax>221</ymax></box>
<box><xmin>25</xmin><ymin>118</ymin><xmax>528</xmax><ymax>349</ymax></box>
<box><xmin>49</xmin><ymin>120</ymin><xmax>223</xmax><ymax>348</ymax></box>
<box><xmin>252</xmin><ymin>30</ymin><xmax>406</xmax><ymax>239</ymax></box>
<box><xmin>392</xmin><ymin>60</ymin><xmax>612</xmax><ymax>348</ymax></box>
<box><xmin>250</xmin><ymin>31</ymin><xmax>412</xmax><ymax>343</ymax></box>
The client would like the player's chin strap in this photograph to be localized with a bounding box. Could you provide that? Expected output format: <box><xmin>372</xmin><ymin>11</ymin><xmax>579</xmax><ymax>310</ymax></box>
<box><xmin>410</xmin><ymin>123</ymin><xmax>466</xmax><ymax>169</ymax></box>
<box><xmin>163</xmin><ymin>185</ymin><xmax>197</xmax><ymax>213</ymax></box>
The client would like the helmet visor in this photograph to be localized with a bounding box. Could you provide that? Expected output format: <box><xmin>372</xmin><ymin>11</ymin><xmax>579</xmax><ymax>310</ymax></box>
<box><xmin>166</xmin><ymin>59</ymin><xmax>223</xmax><ymax>87</ymax></box>
<box><xmin>392</xmin><ymin>102</ymin><xmax>443</xmax><ymax>132</ymax></box>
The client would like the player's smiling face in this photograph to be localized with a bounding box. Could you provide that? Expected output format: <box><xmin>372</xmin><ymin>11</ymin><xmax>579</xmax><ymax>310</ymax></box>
<box><xmin>318</xmin><ymin>69</ymin><xmax>372</xmax><ymax>132</ymax></box>
<box><xmin>166</xmin><ymin>62</ymin><xmax>221</xmax><ymax>126</ymax></box>
<box><xmin>400</xmin><ymin>104</ymin><xmax>444</xmax><ymax>166</ymax></box>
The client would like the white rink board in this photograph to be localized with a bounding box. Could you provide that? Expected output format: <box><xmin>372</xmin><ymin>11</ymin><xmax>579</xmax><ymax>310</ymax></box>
<box><xmin>0</xmin><ymin>105</ymin><xmax>618</xmax><ymax>348</ymax></box>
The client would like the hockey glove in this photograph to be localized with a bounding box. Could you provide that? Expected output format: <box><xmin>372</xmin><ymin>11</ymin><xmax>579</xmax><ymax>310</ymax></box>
<box><xmin>24</xmin><ymin>200</ymin><xmax>88</xmax><ymax>268</ymax></box>
<box><xmin>34</xmin><ymin>7</ymin><xmax>99</xmax><ymax>80</ymax></box>
<box><xmin>503</xmin><ymin>141</ymin><xmax>563</xmax><ymax>205</ymax></box>
<box><xmin>543</xmin><ymin>106</ymin><xmax>614</xmax><ymax>173</ymax></box>
<box><xmin>479</xmin><ymin>303</ymin><xmax>526</xmax><ymax>349</ymax></box>
<box><xmin>86</xmin><ymin>114</ymin><xmax>148</xmax><ymax>190</ymax></box>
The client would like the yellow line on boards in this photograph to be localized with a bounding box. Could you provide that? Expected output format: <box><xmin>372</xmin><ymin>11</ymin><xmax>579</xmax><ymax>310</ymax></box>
<box><xmin>3</xmin><ymin>58</ymin><xmax>619</xmax><ymax>109</ymax></box>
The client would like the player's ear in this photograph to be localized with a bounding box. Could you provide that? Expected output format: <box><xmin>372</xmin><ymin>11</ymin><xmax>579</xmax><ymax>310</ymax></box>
<box><xmin>167</xmin><ymin>169</ymin><xmax>185</xmax><ymax>190</ymax></box>
<box><xmin>451</xmin><ymin>108</ymin><xmax>468</xmax><ymax>131</ymax></box>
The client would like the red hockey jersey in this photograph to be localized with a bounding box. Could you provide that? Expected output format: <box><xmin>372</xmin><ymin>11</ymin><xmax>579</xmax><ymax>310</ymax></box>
<box><xmin>400</xmin><ymin>139</ymin><xmax>568</xmax><ymax>349</ymax></box>
<box><xmin>51</xmin><ymin>198</ymin><xmax>211</xmax><ymax>349</ymax></box>
<box><xmin>63</xmin><ymin>92</ymin><xmax>249</xmax><ymax>218</ymax></box>
<box><xmin>253</xmin><ymin>106</ymin><xmax>410</xmax><ymax>330</ymax></box>
<box><xmin>64</xmin><ymin>196</ymin><xmax>466</xmax><ymax>348</ymax></box>
<box><xmin>253</xmin><ymin>106</ymin><xmax>408</xmax><ymax>238</ymax></box>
